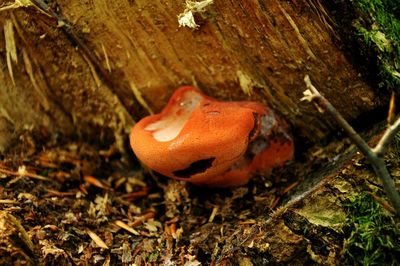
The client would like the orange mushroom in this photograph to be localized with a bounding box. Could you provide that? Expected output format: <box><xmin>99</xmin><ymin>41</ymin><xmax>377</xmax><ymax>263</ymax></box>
<box><xmin>130</xmin><ymin>86</ymin><xmax>294</xmax><ymax>187</ymax></box>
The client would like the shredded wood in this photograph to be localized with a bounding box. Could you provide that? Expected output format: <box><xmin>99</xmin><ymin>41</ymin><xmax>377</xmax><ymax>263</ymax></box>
<box><xmin>129</xmin><ymin>81</ymin><xmax>154</xmax><ymax>115</ymax></box>
<box><xmin>86</xmin><ymin>229</ymin><xmax>109</xmax><ymax>249</ymax></box>
<box><xmin>101</xmin><ymin>42</ymin><xmax>112</xmax><ymax>73</ymax></box>
<box><xmin>22</xmin><ymin>48</ymin><xmax>50</xmax><ymax>110</ymax></box>
<box><xmin>4</xmin><ymin>20</ymin><xmax>17</xmax><ymax>85</ymax></box>
<box><xmin>0</xmin><ymin>199</ymin><xmax>18</xmax><ymax>204</ymax></box>
<box><xmin>114</xmin><ymin>220</ymin><xmax>140</xmax><ymax>235</ymax></box>
<box><xmin>0</xmin><ymin>0</ymin><xmax>33</xmax><ymax>12</ymax></box>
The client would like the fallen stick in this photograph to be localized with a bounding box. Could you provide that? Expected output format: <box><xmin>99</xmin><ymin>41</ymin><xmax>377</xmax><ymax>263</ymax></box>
<box><xmin>302</xmin><ymin>75</ymin><xmax>400</xmax><ymax>215</ymax></box>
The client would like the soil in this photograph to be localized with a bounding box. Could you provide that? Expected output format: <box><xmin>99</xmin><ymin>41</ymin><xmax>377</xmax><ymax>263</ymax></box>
<box><xmin>1</xmin><ymin>127</ymin><xmax>398</xmax><ymax>265</ymax></box>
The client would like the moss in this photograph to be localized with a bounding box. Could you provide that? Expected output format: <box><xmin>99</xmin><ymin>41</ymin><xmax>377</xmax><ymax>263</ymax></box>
<box><xmin>354</xmin><ymin>0</ymin><xmax>400</xmax><ymax>91</ymax></box>
<box><xmin>352</xmin><ymin>0</ymin><xmax>400</xmax><ymax>155</ymax></box>
<box><xmin>342</xmin><ymin>193</ymin><xmax>400</xmax><ymax>265</ymax></box>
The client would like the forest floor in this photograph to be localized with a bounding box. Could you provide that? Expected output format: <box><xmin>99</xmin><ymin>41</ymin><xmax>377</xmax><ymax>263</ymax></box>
<box><xmin>1</xmin><ymin>127</ymin><xmax>399</xmax><ymax>265</ymax></box>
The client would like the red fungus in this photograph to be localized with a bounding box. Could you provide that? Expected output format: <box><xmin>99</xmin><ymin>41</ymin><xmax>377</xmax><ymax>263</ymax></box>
<box><xmin>130</xmin><ymin>86</ymin><xmax>294</xmax><ymax>187</ymax></box>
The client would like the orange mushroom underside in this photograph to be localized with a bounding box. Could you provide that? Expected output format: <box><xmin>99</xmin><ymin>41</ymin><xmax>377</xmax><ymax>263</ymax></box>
<box><xmin>130</xmin><ymin>86</ymin><xmax>294</xmax><ymax>187</ymax></box>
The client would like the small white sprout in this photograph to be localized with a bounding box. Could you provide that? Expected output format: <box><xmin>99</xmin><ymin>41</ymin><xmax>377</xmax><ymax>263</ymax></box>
<box><xmin>17</xmin><ymin>165</ymin><xmax>27</xmax><ymax>176</ymax></box>
<box><xmin>178</xmin><ymin>0</ymin><xmax>214</xmax><ymax>29</ymax></box>
<box><xmin>300</xmin><ymin>89</ymin><xmax>314</xmax><ymax>102</ymax></box>
<box><xmin>178</xmin><ymin>11</ymin><xmax>198</xmax><ymax>29</ymax></box>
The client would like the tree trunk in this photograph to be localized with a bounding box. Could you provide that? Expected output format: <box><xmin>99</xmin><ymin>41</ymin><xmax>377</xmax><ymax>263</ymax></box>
<box><xmin>0</xmin><ymin>0</ymin><xmax>382</xmax><ymax>152</ymax></box>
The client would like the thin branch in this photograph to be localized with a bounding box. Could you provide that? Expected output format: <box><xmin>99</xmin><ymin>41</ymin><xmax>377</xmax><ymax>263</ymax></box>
<box><xmin>303</xmin><ymin>75</ymin><xmax>400</xmax><ymax>215</ymax></box>
<box><xmin>373</xmin><ymin>117</ymin><xmax>400</xmax><ymax>157</ymax></box>
<box><xmin>0</xmin><ymin>166</ymin><xmax>50</xmax><ymax>181</ymax></box>
<box><xmin>303</xmin><ymin>75</ymin><xmax>375</xmax><ymax>158</ymax></box>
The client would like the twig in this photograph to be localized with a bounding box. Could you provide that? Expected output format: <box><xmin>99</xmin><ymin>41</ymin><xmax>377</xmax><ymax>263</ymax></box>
<box><xmin>373</xmin><ymin>118</ymin><xmax>400</xmax><ymax>157</ymax></box>
<box><xmin>0</xmin><ymin>211</ymin><xmax>36</xmax><ymax>259</ymax></box>
<box><xmin>367</xmin><ymin>192</ymin><xmax>396</xmax><ymax>214</ymax></box>
<box><xmin>0</xmin><ymin>166</ymin><xmax>50</xmax><ymax>181</ymax></box>
<box><xmin>303</xmin><ymin>75</ymin><xmax>400</xmax><ymax>215</ymax></box>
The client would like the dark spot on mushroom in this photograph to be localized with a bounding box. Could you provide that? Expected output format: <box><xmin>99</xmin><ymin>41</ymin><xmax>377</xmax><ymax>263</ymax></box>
<box><xmin>248</xmin><ymin>112</ymin><xmax>259</xmax><ymax>141</ymax></box>
<box><xmin>173</xmin><ymin>157</ymin><xmax>216</xmax><ymax>178</ymax></box>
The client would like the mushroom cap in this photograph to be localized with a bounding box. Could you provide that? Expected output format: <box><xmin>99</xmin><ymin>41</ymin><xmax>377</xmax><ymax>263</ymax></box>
<box><xmin>130</xmin><ymin>86</ymin><xmax>294</xmax><ymax>187</ymax></box>
<box><xmin>130</xmin><ymin>87</ymin><xmax>263</xmax><ymax>184</ymax></box>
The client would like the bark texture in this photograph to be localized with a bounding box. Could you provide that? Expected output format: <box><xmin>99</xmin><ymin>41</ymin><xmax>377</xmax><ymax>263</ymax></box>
<box><xmin>0</xmin><ymin>0</ymin><xmax>382</xmax><ymax>152</ymax></box>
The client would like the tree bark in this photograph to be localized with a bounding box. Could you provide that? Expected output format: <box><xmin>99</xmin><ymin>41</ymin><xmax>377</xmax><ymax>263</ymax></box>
<box><xmin>0</xmin><ymin>0</ymin><xmax>382</xmax><ymax>152</ymax></box>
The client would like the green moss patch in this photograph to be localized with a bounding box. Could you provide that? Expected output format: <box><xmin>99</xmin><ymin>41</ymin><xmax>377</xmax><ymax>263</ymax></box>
<box><xmin>342</xmin><ymin>193</ymin><xmax>400</xmax><ymax>265</ymax></box>
<box><xmin>354</xmin><ymin>0</ymin><xmax>400</xmax><ymax>91</ymax></box>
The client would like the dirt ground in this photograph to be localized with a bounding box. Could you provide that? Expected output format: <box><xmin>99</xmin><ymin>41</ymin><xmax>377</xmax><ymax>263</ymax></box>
<box><xmin>1</xmin><ymin>126</ymin><xmax>399</xmax><ymax>265</ymax></box>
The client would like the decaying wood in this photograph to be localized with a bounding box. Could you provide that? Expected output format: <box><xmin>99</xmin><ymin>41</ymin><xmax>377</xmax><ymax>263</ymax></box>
<box><xmin>0</xmin><ymin>0</ymin><xmax>382</xmax><ymax>152</ymax></box>
<box><xmin>0</xmin><ymin>211</ymin><xmax>36</xmax><ymax>265</ymax></box>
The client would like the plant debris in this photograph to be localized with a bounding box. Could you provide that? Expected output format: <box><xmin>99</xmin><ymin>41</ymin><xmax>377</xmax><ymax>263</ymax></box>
<box><xmin>0</xmin><ymin>129</ymin><xmax>399</xmax><ymax>264</ymax></box>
